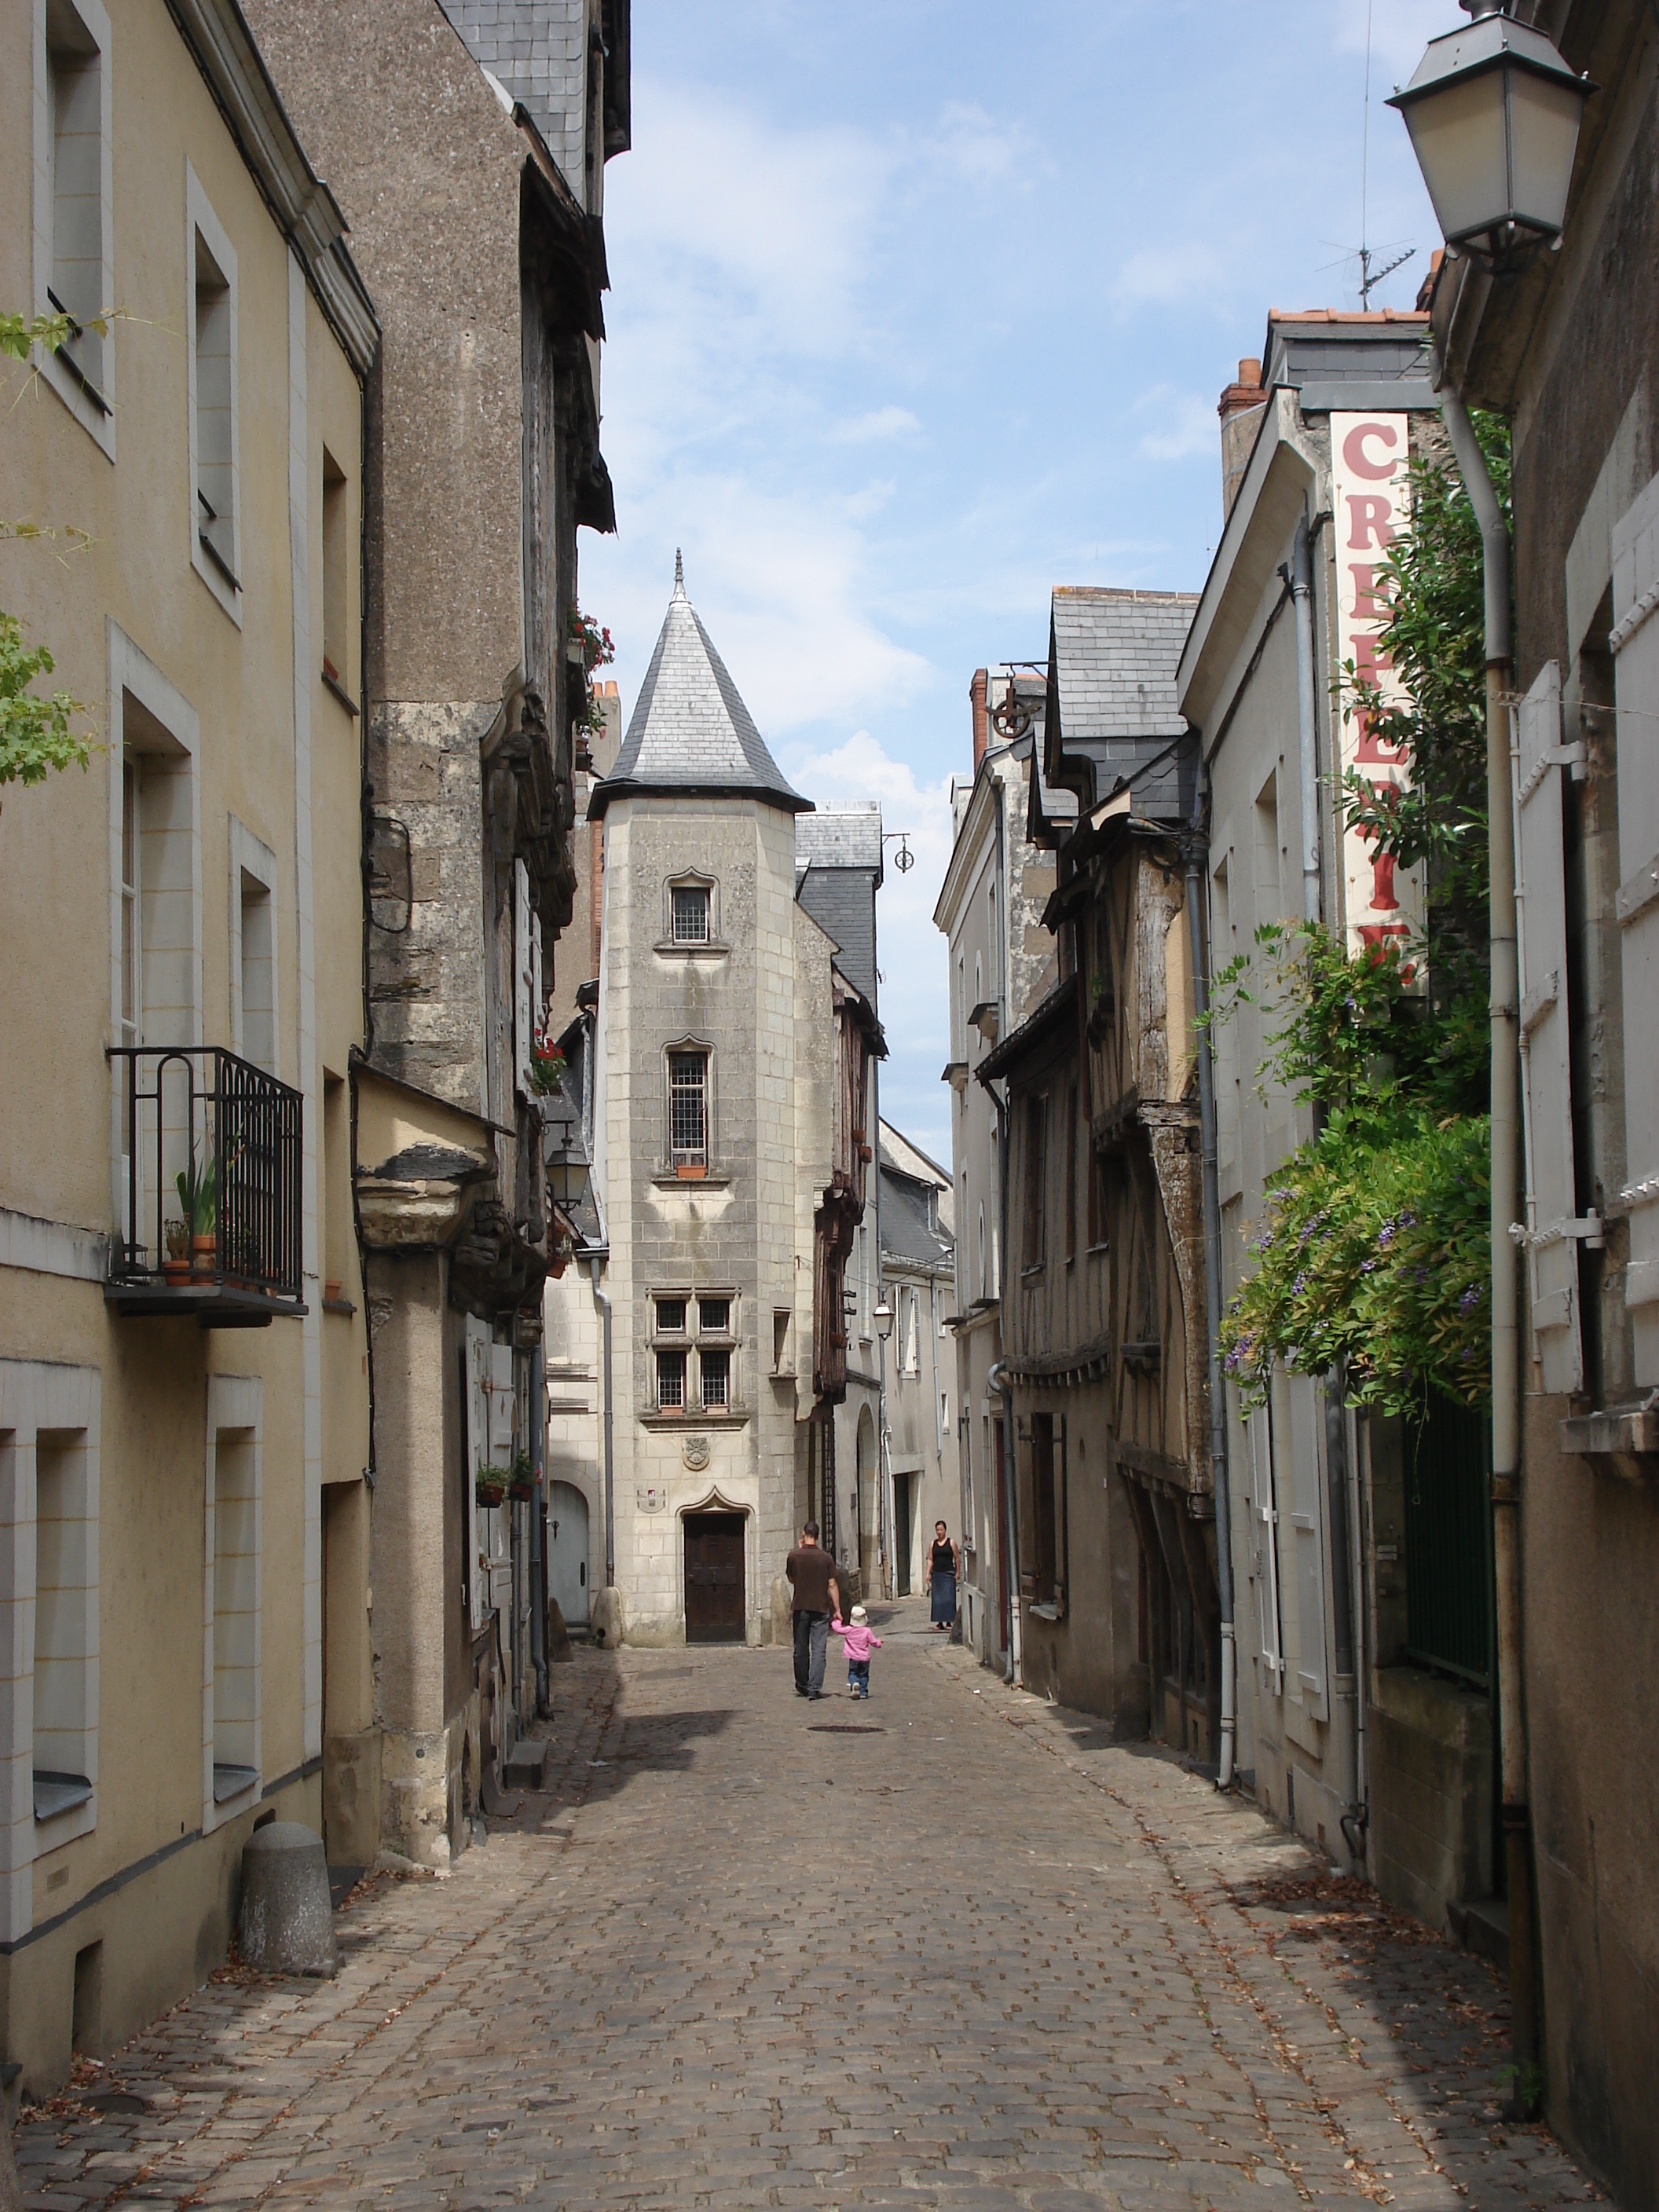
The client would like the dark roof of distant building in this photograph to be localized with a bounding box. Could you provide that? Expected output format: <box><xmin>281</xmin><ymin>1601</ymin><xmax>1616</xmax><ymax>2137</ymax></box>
<box><xmin>1045</xmin><ymin>588</ymin><xmax>1199</xmax><ymax>823</ymax></box>
<box><xmin>588</xmin><ymin>556</ymin><xmax>810</xmax><ymax>820</ymax></box>
<box><xmin>879</xmin><ymin>1160</ymin><xmax>954</xmax><ymax>1270</ymax></box>
<box><xmin>796</xmin><ymin>809</ymin><xmax>882</xmax><ymax>1012</ymax></box>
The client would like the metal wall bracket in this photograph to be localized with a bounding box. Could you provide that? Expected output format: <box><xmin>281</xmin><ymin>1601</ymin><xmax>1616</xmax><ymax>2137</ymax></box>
<box><xmin>1510</xmin><ymin>1210</ymin><xmax>1605</xmax><ymax>1252</ymax></box>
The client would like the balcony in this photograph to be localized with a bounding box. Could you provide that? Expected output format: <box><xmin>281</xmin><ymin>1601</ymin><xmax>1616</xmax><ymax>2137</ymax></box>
<box><xmin>107</xmin><ymin>1047</ymin><xmax>306</xmax><ymax>1326</ymax></box>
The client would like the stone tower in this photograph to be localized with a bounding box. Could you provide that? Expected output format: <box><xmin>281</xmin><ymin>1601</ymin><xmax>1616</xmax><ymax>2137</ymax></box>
<box><xmin>587</xmin><ymin>560</ymin><xmax>818</xmax><ymax>1644</ymax></box>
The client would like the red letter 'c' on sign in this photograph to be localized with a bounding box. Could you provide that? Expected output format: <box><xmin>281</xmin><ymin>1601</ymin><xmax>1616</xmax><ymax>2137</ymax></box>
<box><xmin>1342</xmin><ymin>421</ymin><xmax>1399</xmax><ymax>480</ymax></box>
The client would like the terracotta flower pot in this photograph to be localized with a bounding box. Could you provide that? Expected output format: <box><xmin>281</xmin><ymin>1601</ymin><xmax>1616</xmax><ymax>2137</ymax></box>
<box><xmin>191</xmin><ymin>1233</ymin><xmax>217</xmax><ymax>1279</ymax></box>
<box><xmin>162</xmin><ymin>1258</ymin><xmax>191</xmax><ymax>1287</ymax></box>
<box><xmin>324</xmin><ymin>1277</ymin><xmax>342</xmax><ymax>1305</ymax></box>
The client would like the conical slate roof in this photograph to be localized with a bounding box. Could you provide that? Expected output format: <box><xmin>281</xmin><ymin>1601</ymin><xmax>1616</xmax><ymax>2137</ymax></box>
<box><xmin>588</xmin><ymin>555</ymin><xmax>811</xmax><ymax>820</ymax></box>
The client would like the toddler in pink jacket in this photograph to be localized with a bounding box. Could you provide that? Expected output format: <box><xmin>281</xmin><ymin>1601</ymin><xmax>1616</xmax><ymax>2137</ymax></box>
<box><xmin>832</xmin><ymin>1604</ymin><xmax>883</xmax><ymax>1699</ymax></box>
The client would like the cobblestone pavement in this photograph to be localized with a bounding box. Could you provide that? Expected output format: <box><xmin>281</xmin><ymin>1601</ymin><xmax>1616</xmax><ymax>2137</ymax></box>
<box><xmin>16</xmin><ymin>1603</ymin><xmax>1610</xmax><ymax>2210</ymax></box>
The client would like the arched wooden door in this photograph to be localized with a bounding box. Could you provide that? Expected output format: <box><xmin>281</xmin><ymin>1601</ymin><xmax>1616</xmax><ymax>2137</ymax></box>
<box><xmin>547</xmin><ymin>1480</ymin><xmax>589</xmax><ymax>1628</ymax></box>
<box><xmin>683</xmin><ymin>1511</ymin><xmax>745</xmax><ymax>1643</ymax></box>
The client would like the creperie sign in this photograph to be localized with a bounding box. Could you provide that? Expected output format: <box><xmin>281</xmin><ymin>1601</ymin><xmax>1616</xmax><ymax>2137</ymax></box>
<box><xmin>1330</xmin><ymin>412</ymin><xmax>1420</xmax><ymax>959</ymax></box>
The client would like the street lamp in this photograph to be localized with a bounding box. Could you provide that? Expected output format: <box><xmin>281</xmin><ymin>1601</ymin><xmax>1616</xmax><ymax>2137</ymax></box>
<box><xmin>1388</xmin><ymin>5</ymin><xmax>1594</xmax><ymax>278</ymax></box>
<box><xmin>873</xmin><ymin>1298</ymin><xmax>894</xmax><ymax>1345</ymax></box>
<box><xmin>544</xmin><ymin>1110</ymin><xmax>591</xmax><ymax>1213</ymax></box>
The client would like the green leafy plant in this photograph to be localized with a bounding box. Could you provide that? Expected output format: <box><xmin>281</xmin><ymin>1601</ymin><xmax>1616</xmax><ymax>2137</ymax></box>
<box><xmin>175</xmin><ymin>1145</ymin><xmax>220</xmax><ymax>1238</ymax></box>
<box><xmin>566</xmin><ymin>606</ymin><xmax>614</xmax><ymax>676</ymax></box>
<box><xmin>0</xmin><ymin>611</ymin><xmax>90</xmax><ymax>799</ymax></box>
<box><xmin>529</xmin><ymin>1027</ymin><xmax>566</xmax><ymax>1098</ymax></box>
<box><xmin>2</xmin><ymin>309</ymin><xmax>101</xmax><ymax>803</ymax></box>
<box><xmin>474</xmin><ymin>1463</ymin><xmax>511</xmax><ymax>1508</ymax></box>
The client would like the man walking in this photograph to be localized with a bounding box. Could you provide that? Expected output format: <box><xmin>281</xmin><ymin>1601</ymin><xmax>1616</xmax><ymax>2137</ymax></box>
<box><xmin>786</xmin><ymin>1522</ymin><xmax>840</xmax><ymax>1700</ymax></box>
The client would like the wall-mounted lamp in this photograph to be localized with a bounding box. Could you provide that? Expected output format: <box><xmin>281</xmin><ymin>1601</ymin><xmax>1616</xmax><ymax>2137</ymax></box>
<box><xmin>1389</xmin><ymin>5</ymin><xmax>1594</xmax><ymax>280</ymax></box>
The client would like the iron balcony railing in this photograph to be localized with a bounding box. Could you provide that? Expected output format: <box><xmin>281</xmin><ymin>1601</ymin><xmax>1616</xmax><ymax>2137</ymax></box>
<box><xmin>108</xmin><ymin>1046</ymin><xmax>304</xmax><ymax>1316</ymax></box>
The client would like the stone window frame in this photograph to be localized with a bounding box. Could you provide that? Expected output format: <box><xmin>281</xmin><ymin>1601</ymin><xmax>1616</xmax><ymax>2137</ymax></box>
<box><xmin>185</xmin><ymin>163</ymin><xmax>243</xmax><ymax>628</ymax></box>
<box><xmin>655</xmin><ymin>870</ymin><xmax>726</xmax><ymax>956</ymax></box>
<box><xmin>202</xmin><ymin>1372</ymin><xmax>262</xmax><ymax>1833</ymax></box>
<box><xmin>30</xmin><ymin>0</ymin><xmax>115</xmax><ymax>459</ymax></box>
<box><xmin>228</xmin><ymin>816</ymin><xmax>280</xmax><ymax>1076</ymax></box>
<box><xmin>649</xmin><ymin>1290</ymin><xmax>738</xmax><ymax>1415</ymax></box>
<box><xmin>662</xmin><ymin>1037</ymin><xmax>716</xmax><ymax>1176</ymax></box>
<box><xmin>0</xmin><ymin>1359</ymin><xmax>102</xmax><ymax>1946</ymax></box>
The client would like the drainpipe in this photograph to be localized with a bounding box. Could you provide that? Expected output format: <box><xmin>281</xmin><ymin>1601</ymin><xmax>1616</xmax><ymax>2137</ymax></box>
<box><xmin>588</xmin><ymin>1254</ymin><xmax>614</xmax><ymax>1587</ymax></box>
<box><xmin>987</xmin><ymin>1353</ymin><xmax>1020</xmax><ymax>1688</ymax></box>
<box><xmin>1287</xmin><ymin>511</ymin><xmax>1321</xmax><ymax>926</ymax></box>
<box><xmin>529</xmin><ymin>1334</ymin><xmax>548</xmax><ymax>1715</ymax></box>
<box><xmin>1185</xmin><ymin>779</ymin><xmax>1236</xmax><ymax>1788</ymax></box>
<box><xmin>1438</xmin><ymin>370</ymin><xmax>1535</xmax><ymax>2109</ymax></box>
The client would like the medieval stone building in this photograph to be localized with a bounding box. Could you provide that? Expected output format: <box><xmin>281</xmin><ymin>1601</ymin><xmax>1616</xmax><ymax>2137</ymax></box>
<box><xmin>544</xmin><ymin>563</ymin><xmax>885</xmax><ymax>1643</ymax></box>
<box><xmin>244</xmin><ymin>0</ymin><xmax>628</xmax><ymax>1863</ymax></box>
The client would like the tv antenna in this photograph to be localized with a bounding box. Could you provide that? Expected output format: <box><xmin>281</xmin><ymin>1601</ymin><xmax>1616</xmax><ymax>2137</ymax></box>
<box><xmin>1357</xmin><ymin>0</ymin><xmax>1414</xmax><ymax>307</ymax></box>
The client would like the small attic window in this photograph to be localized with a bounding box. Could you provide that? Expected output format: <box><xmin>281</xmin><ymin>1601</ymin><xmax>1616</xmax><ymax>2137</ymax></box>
<box><xmin>672</xmin><ymin>884</ymin><xmax>710</xmax><ymax>943</ymax></box>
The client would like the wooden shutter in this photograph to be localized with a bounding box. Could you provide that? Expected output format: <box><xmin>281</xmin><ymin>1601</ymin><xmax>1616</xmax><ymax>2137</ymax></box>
<box><xmin>466</xmin><ymin>1316</ymin><xmax>492</xmax><ymax>1633</ymax></box>
<box><xmin>1247</xmin><ymin>1404</ymin><xmax>1283</xmax><ymax>1692</ymax></box>
<box><xmin>1613</xmin><ymin>474</ymin><xmax>1659</xmax><ymax>1381</ymax></box>
<box><xmin>513</xmin><ymin>858</ymin><xmax>533</xmax><ymax>1101</ymax></box>
<box><xmin>1516</xmin><ymin>661</ymin><xmax>1582</xmax><ymax>1393</ymax></box>
<box><xmin>1287</xmin><ymin>1375</ymin><xmax>1328</xmax><ymax>1719</ymax></box>
<box><xmin>1053</xmin><ymin>1413</ymin><xmax>1068</xmax><ymax>1619</ymax></box>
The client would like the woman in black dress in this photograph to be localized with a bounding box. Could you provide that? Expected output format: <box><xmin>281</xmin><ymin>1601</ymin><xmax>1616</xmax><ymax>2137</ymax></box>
<box><xmin>925</xmin><ymin>1521</ymin><xmax>959</xmax><ymax>1630</ymax></box>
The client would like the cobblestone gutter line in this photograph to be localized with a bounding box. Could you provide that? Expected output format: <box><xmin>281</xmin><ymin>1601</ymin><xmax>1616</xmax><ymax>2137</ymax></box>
<box><xmin>927</xmin><ymin>1642</ymin><xmax>1602</xmax><ymax>2210</ymax></box>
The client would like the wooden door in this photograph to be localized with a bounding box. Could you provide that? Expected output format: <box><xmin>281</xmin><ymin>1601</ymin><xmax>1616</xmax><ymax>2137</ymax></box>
<box><xmin>683</xmin><ymin>1512</ymin><xmax>745</xmax><ymax>1643</ymax></box>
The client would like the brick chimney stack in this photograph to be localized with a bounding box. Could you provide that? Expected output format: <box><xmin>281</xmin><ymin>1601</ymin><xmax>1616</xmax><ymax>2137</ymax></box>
<box><xmin>970</xmin><ymin>668</ymin><xmax>989</xmax><ymax>775</ymax></box>
<box><xmin>1218</xmin><ymin>356</ymin><xmax>1266</xmax><ymax>522</ymax></box>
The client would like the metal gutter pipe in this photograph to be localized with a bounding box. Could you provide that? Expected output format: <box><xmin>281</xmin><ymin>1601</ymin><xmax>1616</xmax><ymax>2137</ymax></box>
<box><xmin>588</xmin><ymin>1254</ymin><xmax>615</xmax><ymax>1588</ymax></box>
<box><xmin>1437</xmin><ymin>369</ymin><xmax>1536</xmax><ymax>2109</ymax></box>
<box><xmin>987</xmin><ymin>1352</ymin><xmax>1020</xmax><ymax>1688</ymax></box>
<box><xmin>1185</xmin><ymin>775</ymin><xmax>1236</xmax><ymax>1788</ymax></box>
<box><xmin>988</xmin><ymin>764</ymin><xmax>1022</xmax><ymax>1688</ymax></box>
<box><xmin>529</xmin><ymin>1340</ymin><xmax>548</xmax><ymax>1715</ymax></box>
<box><xmin>1290</xmin><ymin>513</ymin><xmax>1322</xmax><ymax>923</ymax></box>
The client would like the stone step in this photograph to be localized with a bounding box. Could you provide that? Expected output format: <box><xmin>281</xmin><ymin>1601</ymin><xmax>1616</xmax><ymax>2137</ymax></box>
<box><xmin>504</xmin><ymin>1736</ymin><xmax>551</xmax><ymax>1789</ymax></box>
<box><xmin>1448</xmin><ymin>1894</ymin><xmax>1510</xmax><ymax>1976</ymax></box>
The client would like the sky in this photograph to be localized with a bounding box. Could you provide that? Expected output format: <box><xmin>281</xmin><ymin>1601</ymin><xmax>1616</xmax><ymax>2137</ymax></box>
<box><xmin>578</xmin><ymin>0</ymin><xmax>1448</xmax><ymax>1167</ymax></box>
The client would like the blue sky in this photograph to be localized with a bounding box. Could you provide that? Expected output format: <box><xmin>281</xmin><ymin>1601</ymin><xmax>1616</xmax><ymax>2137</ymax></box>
<box><xmin>578</xmin><ymin>0</ymin><xmax>1447</xmax><ymax>1166</ymax></box>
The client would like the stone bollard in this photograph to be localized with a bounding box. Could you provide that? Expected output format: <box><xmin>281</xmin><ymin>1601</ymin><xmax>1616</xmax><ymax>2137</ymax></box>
<box><xmin>589</xmin><ymin>1584</ymin><xmax>625</xmax><ymax>1648</ymax></box>
<box><xmin>238</xmin><ymin>1822</ymin><xmax>339</xmax><ymax>1976</ymax></box>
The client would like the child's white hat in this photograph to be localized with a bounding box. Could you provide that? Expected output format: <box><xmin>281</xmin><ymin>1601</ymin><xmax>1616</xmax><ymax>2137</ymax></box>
<box><xmin>851</xmin><ymin>1603</ymin><xmax>868</xmax><ymax>1623</ymax></box>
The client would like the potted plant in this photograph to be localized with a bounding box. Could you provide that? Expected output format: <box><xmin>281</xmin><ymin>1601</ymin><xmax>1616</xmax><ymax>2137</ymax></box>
<box><xmin>176</xmin><ymin>1145</ymin><xmax>219</xmax><ymax>1278</ymax></box>
<box><xmin>474</xmin><ymin>1463</ymin><xmax>511</xmax><ymax>1510</ymax></box>
<box><xmin>163</xmin><ymin>1218</ymin><xmax>191</xmax><ymax>1286</ymax></box>
<box><xmin>529</xmin><ymin>1024</ymin><xmax>566</xmax><ymax>1098</ymax></box>
<box><xmin>507</xmin><ymin>1448</ymin><xmax>535</xmax><ymax>1503</ymax></box>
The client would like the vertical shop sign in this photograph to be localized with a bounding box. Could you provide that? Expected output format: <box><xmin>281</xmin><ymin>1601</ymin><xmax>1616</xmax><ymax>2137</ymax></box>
<box><xmin>1331</xmin><ymin>412</ymin><xmax>1419</xmax><ymax>958</ymax></box>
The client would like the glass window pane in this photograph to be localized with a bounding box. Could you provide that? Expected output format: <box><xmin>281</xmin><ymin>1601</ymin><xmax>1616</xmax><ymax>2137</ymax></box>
<box><xmin>656</xmin><ymin>1298</ymin><xmax>686</xmax><ymax>1334</ymax></box>
<box><xmin>700</xmin><ymin>1349</ymin><xmax>729</xmax><ymax>1408</ymax></box>
<box><xmin>669</xmin><ymin>1052</ymin><xmax>707</xmax><ymax>1159</ymax></box>
<box><xmin>657</xmin><ymin>1350</ymin><xmax>685</xmax><ymax>1408</ymax></box>
<box><xmin>672</xmin><ymin>885</ymin><xmax>709</xmax><ymax>943</ymax></box>
<box><xmin>698</xmin><ymin>1297</ymin><xmax>730</xmax><ymax>1335</ymax></box>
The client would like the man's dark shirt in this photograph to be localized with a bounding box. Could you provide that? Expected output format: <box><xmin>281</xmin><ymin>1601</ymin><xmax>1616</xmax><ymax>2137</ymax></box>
<box><xmin>786</xmin><ymin>1543</ymin><xmax>837</xmax><ymax>1613</ymax></box>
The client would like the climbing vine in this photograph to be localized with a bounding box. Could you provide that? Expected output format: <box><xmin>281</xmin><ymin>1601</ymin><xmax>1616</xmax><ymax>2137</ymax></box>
<box><xmin>1211</xmin><ymin>419</ymin><xmax>1507</xmax><ymax>1417</ymax></box>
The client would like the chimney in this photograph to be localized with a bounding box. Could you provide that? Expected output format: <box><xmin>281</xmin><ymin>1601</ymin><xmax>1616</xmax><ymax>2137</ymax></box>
<box><xmin>1415</xmin><ymin>248</ymin><xmax>1445</xmax><ymax>313</ymax></box>
<box><xmin>970</xmin><ymin>668</ymin><xmax>989</xmax><ymax>775</ymax></box>
<box><xmin>1218</xmin><ymin>356</ymin><xmax>1266</xmax><ymax>522</ymax></box>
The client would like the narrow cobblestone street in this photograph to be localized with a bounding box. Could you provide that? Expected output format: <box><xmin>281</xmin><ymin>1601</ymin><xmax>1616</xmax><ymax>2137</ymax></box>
<box><xmin>17</xmin><ymin>1607</ymin><xmax>1606</xmax><ymax>2211</ymax></box>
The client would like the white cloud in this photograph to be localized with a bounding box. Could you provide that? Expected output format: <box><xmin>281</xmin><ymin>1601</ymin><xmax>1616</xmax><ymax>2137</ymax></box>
<box><xmin>1134</xmin><ymin>385</ymin><xmax>1217</xmax><ymax>463</ymax></box>
<box><xmin>1111</xmin><ymin>240</ymin><xmax>1229</xmax><ymax>315</ymax></box>
<box><xmin>920</xmin><ymin>100</ymin><xmax>1033</xmax><ymax>189</ymax></box>
<box><xmin>833</xmin><ymin>405</ymin><xmax>921</xmax><ymax>444</ymax></box>
<box><xmin>786</xmin><ymin>729</ymin><xmax>957</xmax><ymax>1165</ymax></box>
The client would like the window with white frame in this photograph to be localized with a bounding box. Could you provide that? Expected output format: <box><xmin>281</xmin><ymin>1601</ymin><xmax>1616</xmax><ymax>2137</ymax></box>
<box><xmin>186</xmin><ymin>167</ymin><xmax>240</xmax><ymax>616</ymax></box>
<box><xmin>903</xmin><ymin>1289</ymin><xmax>919</xmax><ymax>1376</ymax></box>
<box><xmin>204</xmin><ymin>1375</ymin><xmax>261</xmax><ymax>1821</ymax></box>
<box><xmin>657</xmin><ymin>1348</ymin><xmax>687</xmax><ymax>1411</ymax></box>
<box><xmin>0</xmin><ymin>1361</ymin><xmax>101</xmax><ymax>1943</ymax></box>
<box><xmin>33</xmin><ymin>0</ymin><xmax>114</xmax><ymax>447</ymax></box>
<box><xmin>320</xmin><ymin>445</ymin><xmax>350</xmax><ymax>694</ymax></box>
